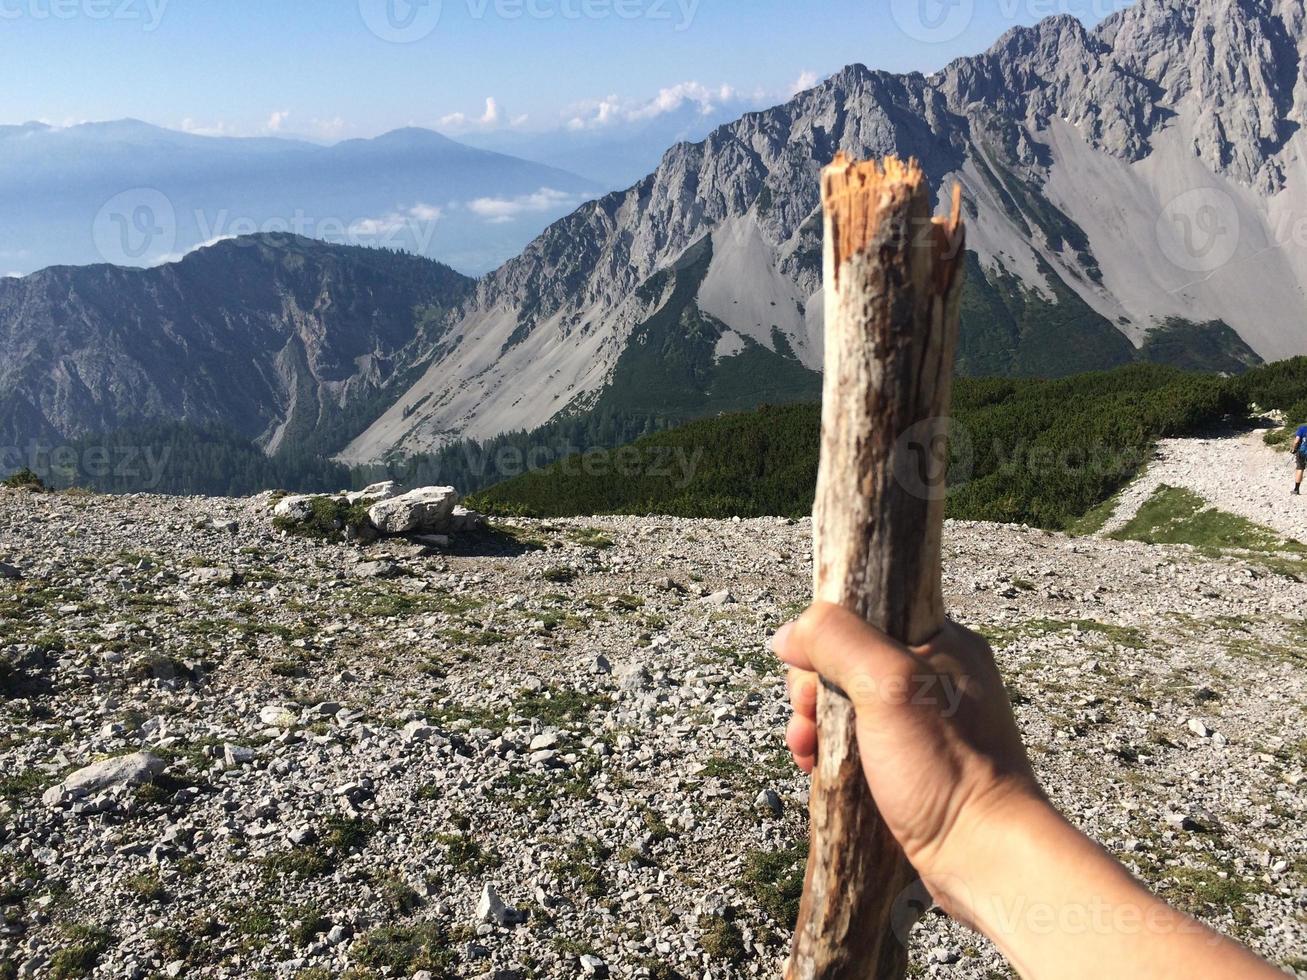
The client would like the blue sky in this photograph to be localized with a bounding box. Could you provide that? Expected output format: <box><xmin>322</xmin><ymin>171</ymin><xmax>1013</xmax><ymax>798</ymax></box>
<box><xmin>0</xmin><ymin>0</ymin><xmax>1133</xmax><ymax>141</ymax></box>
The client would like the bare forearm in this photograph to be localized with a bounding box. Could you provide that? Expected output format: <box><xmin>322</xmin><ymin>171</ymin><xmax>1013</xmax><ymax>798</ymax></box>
<box><xmin>942</xmin><ymin>797</ymin><xmax>1279</xmax><ymax>980</ymax></box>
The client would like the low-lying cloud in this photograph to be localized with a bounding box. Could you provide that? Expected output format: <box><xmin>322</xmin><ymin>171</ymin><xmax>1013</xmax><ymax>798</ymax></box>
<box><xmin>466</xmin><ymin>188</ymin><xmax>582</xmax><ymax>223</ymax></box>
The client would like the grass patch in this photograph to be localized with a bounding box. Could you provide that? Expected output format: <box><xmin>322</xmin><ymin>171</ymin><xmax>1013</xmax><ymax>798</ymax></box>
<box><xmin>568</xmin><ymin>527</ymin><xmax>615</xmax><ymax>549</ymax></box>
<box><xmin>124</xmin><ymin>871</ymin><xmax>168</xmax><ymax>903</ymax></box>
<box><xmin>1112</xmin><ymin>485</ymin><xmax>1303</xmax><ymax>554</ymax></box>
<box><xmin>743</xmin><ymin>843</ymin><xmax>807</xmax><ymax>926</ymax></box>
<box><xmin>1161</xmin><ymin>865</ymin><xmax>1256</xmax><ymax>927</ymax></box>
<box><xmin>48</xmin><ymin>925</ymin><xmax>112</xmax><ymax>979</ymax></box>
<box><xmin>435</xmin><ymin>832</ymin><xmax>501</xmax><ymax>874</ymax></box>
<box><xmin>522</xmin><ymin>687</ymin><xmax>610</xmax><ymax>724</ymax></box>
<box><xmin>1112</xmin><ymin>484</ymin><xmax>1307</xmax><ymax>578</ymax></box>
<box><xmin>261</xmin><ymin>817</ymin><xmax>374</xmax><ymax>879</ymax></box>
<box><xmin>550</xmin><ymin>838</ymin><xmax>613</xmax><ymax>899</ymax></box>
<box><xmin>698</xmin><ymin>914</ymin><xmax>747</xmax><ymax>963</ymax></box>
<box><xmin>351</xmin><ymin>922</ymin><xmax>462</xmax><ymax>977</ymax></box>
<box><xmin>1066</xmin><ymin>489</ymin><xmax>1123</xmax><ymax>536</ymax></box>
<box><xmin>982</xmin><ymin>618</ymin><xmax>1146</xmax><ymax>650</ymax></box>
<box><xmin>288</xmin><ymin>906</ymin><xmax>332</xmax><ymax>947</ymax></box>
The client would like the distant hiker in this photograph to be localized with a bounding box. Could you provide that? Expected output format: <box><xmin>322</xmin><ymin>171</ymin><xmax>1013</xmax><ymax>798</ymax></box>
<box><xmin>1294</xmin><ymin>423</ymin><xmax>1307</xmax><ymax>495</ymax></box>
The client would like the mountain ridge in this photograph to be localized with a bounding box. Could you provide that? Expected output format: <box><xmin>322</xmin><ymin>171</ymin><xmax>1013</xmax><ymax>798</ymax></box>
<box><xmin>340</xmin><ymin>0</ymin><xmax>1307</xmax><ymax>461</ymax></box>
<box><xmin>0</xmin><ymin>234</ymin><xmax>473</xmax><ymax>454</ymax></box>
<box><xmin>3</xmin><ymin>0</ymin><xmax>1301</xmax><ymax>465</ymax></box>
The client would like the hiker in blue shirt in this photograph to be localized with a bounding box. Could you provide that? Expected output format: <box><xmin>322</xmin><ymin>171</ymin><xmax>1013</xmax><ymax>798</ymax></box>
<box><xmin>1293</xmin><ymin>424</ymin><xmax>1307</xmax><ymax>495</ymax></box>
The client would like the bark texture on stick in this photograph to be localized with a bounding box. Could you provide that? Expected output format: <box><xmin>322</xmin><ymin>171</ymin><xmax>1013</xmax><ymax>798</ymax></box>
<box><xmin>786</xmin><ymin>155</ymin><xmax>966</xmax><ymax>980</ymax></box>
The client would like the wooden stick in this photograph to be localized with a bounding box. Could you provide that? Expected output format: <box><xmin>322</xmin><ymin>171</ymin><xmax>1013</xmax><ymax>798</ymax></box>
<box><xmin>786</xmin><ymin>155</ymin><xmax>966</xmax><ymax>980</ymax></box>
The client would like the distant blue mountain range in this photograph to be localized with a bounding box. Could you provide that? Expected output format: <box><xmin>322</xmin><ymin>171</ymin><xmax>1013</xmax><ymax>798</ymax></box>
<box><xmin>0</xmin><ymin>120</ymin><xmax>603</xmax><ymax>277</ymax></box>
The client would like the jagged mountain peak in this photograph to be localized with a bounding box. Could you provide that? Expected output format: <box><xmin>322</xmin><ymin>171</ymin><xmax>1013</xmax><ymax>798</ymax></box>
<box><xmin>4</xmin><ymin>0</ymin><xmax>1303</xmax><ymax>466</ymax></box>
<box><xmin>338</xmin><ymin>0</ymin><xmax>1304</xmax><ymax>461</ymax></box>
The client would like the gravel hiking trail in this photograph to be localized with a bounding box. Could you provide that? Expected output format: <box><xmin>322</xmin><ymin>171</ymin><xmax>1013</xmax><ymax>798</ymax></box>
<box><xmin>1102</xmin><ymin>425</ymin><xmax>1307</xmax><ymax>542</ymax></box>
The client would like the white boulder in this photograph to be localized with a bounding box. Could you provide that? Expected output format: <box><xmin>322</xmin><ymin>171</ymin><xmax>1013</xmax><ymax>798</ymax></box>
<box><xmin>368</xmin><ymin>486</ymin><xmax>459</xmax><ymax>535</ymax></box>
<box><xmin>272</xmin><ymin>494</ymin><xmax>330</xmax><ymax>521</ymax></box>
<box><xmin>346</xmin><ymin>481</ymin><xmax>399</xmax><ymax>505</ymax></box>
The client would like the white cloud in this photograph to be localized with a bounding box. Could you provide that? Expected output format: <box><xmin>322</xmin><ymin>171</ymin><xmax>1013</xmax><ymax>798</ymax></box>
<box><xmin>151</xmin><ymin>235</ymin><xmax>238</xmax><ymax>267</ymax></box>
<box><xmin>466</xmin><ymin>187</ymin><xmax>582</xmax><ymax>224</ymax></box>
<box><xmin>351</xmin><ymin>203</ymin><xmax>444</xmax><ymax>236</ymax></box>
<box><xmin>440</xmin><ymin>97</ymin><xmax>517</xmax><ymax>132</ymax></box>
<box><xmin>790</xmin><ymin>70</ymin><xmax>820</xmax><ymax>95</ymax></box>
<box><xmin>564</xmin><ymin>81</ymin><xmax>751</xmax><ymax>130</ymax></box>
<box><xmin>265</xmin><ymin>110</ymin><xmax>291</xmax><ymax>133</ymax></box>
<box><xmin>2</xmin><ymin>271</ymin><xmax>23</xmax><ymax>279</ymax></box>
<box><xmin>179</xmin><ymin>117</ymin><xmax>232</xmax><ymax>137</ymax></box>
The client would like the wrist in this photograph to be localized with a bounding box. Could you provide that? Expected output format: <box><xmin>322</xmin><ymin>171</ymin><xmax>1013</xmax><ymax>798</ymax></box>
<box><xmin>921</xmin><ymin>786</ymin><xmax>1067</xmax><ymax>929</ymax></box>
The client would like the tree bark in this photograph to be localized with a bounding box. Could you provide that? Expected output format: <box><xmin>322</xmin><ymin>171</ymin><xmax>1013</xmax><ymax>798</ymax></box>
<box><xmin>786</xmin><ymin>155</ymin><xmax>966</xmax><ymax>980</ymax></box>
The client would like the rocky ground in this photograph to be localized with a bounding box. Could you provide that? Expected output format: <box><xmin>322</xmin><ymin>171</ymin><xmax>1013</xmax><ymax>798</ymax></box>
<box><xmin>1</xmin><ymin>482</ymin><xmax>1305</xmax><ymax>979</ymax></box>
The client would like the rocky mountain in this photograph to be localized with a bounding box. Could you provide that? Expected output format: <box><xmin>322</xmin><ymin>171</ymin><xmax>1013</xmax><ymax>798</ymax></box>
<box><xmin>0</xmin><ymin>121</ymin><xmax>601</xmax><ymax>276</ymax></box>
<box><xmin>0</xmin><ymin>235</ymin><xmax>472</xmax><ymax>454</ymax></box>
<box><xmin>2</xmin><ymin>0</ymin><xmax>1301</xmax><ymax>465</ymax></box>
<box><xmin>342</xmin><ymin>0</ymin><xmax>1301</xmax><ymax>462</ymax></box>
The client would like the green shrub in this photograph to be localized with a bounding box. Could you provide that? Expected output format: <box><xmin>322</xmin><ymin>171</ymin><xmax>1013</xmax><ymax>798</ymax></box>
<box><xmin>743</xmin><ymin>843</ymin><xmax>807</xmax><ymax>926</ymax></box>
<box><xmin>698</xmin><ymin>914</ymin><xmax>747</xmax><ymax>962</ymax></box>
<box><xmin>272</xmin><ymin>496</ymin><xmax>375</xmax><ymax>542</ymax></box>
<box><xmin>48</xmin><ymin>925</ymin><xmax>112</xmax><ymax>979</ymax></box>
<box><xmin>1</xmin><ymin>468</ymin><xmax>45</xmax><ymax>491</ymax></box>
<box><xmin>474</xmin><ymin>363</ymin><xmax>1263</xmax><ymax>530</ymax></box>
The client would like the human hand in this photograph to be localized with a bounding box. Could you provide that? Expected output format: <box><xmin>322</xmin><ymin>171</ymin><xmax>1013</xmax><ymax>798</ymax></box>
<box><xmin>772</xmin><ymin>602</ymin><xmax>1046</xmax><ymax>910</ymax></box>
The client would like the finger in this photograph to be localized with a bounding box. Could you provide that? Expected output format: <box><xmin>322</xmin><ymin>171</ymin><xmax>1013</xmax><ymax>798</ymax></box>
<box><xmin>788</xmin><ymin>668</ymin><xmax>818</xmax><ymax>720</ymax></box>
<box><xmin>769</xmin><ymin>621</ymin><xmax>796</xmax><ymax>664</ymax></box>
<box><xmin>787</xmin><ymin>602</ymin><xmax>918</xmax><ymax>710</ymax></box>
<box><xmin>786</xmin><ymin>712</ymin><xmax>817</xmax><ymax>762</ymax></box>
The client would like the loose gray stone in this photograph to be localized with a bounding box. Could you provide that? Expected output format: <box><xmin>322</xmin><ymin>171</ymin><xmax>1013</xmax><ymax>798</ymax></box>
<box><xmin>42</xmin><ymin>752</ymin><xmax>165</xmax><ymax>807</ymax></box>
<box><xmin>259</xmin><ymin>705</ymin><xmax>298</xmax><ymax>729</ymax></box>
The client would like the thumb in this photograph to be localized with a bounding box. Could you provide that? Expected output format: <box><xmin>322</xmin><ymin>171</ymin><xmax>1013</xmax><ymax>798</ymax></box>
<box><xmin>775</xmin><ymin>602</ymin><xmax>920</xmax><ymax>713</ymax></box>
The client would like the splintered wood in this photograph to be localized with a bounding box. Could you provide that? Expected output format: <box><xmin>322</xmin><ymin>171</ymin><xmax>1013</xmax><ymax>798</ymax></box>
<box><xmin>786</xmin><ymin>154</ymin><xmax>966</xmax><ymax>980</ymax></box>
